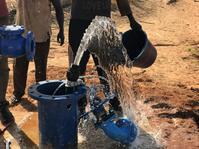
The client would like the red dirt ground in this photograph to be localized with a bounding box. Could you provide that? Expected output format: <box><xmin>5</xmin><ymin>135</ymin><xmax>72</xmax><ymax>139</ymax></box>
<box><xmin>0</xmin><ymin>0</ymin><xmax>198</xmax><ymax>148</ymax></box>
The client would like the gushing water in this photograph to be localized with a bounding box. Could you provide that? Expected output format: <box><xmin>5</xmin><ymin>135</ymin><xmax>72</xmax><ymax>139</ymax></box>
<box><xmin>74</xmin><ymin>16</ymin><xmax>133</xmax><ymax>70</ymax></box>
<box><xmin>75</xmin><ymin>16</ymin><xmax>162</xmax><ymax>148</ymax></box>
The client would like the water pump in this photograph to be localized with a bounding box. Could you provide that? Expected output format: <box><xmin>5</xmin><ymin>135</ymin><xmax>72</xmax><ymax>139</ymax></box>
<box><xmin>0</xmin><ymin>25</ymin><xmax>35</xmax><ymax>60</ymax></box>
<box><xmin>70</xmin><ymin>75</ymin><xmax>138</xmax><ymax>145</ymax></box>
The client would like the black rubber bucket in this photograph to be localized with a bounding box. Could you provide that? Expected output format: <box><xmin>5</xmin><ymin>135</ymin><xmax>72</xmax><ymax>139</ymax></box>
<box><xmin>122</xmin><ymin>29</ymin><xmax>157</xmax><ymax>68</ymax></box>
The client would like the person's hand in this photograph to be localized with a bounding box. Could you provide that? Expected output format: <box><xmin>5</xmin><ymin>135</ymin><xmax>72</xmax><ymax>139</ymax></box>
<box><xmin>57</xmin><ymin>29</ymin><xmax>65</xmax><ymax>46</ymax></box>
<box><xmin>127</xmin><ymin>14</ymin><xmax>142</xmax><ymax>31</ymax></box>
<box><xmin>66</xmin><ymin>64</ymin><xmax>80</xmax><ymax>82</ymax></box>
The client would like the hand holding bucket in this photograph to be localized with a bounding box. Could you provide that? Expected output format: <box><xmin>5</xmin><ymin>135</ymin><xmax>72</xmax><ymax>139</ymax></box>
<box><xmin>122</xmin><ymin>29</ymin><xmax>157</xmax><ymax>68</ymax></box>
<box><xmin>79</xmin><ymin>16</ymin><xmax>157</xmax><ymax>70</ymax></box>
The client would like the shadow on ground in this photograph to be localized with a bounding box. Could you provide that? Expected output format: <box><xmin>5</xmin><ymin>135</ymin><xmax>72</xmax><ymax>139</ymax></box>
<box><xmin>158</xmin><ymin>109</ymin><xmax>199</xmax><ymax>128</ymax></box>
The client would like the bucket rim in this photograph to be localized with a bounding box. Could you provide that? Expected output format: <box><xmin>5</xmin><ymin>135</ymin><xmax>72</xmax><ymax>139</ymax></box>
<box><xmin>122</xmin><ymin>30</ymin><xmax>148</xmax><ymax>63</ymax></box>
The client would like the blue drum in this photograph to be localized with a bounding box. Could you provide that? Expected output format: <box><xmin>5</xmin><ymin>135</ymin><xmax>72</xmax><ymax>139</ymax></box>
<box><xmin>28</xmin><ymin>80</ymin><xmax>87</xmax><ymax>149</ymax></box>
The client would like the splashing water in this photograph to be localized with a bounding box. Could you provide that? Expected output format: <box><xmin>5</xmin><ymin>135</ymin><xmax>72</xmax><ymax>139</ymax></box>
<box><xmin>75</xmin><ymin>16</ymin><xmax>163</xmax><ymax>148</ymax></box>
<box><xmin>74</xmin><ymin>16</ymin><xmax>133</xmax><ymax>70</ymax></box>
<box><xmin>111</xmin><ymin>67</ymin><xmax>163</xmax><ymax>148</ymax></box>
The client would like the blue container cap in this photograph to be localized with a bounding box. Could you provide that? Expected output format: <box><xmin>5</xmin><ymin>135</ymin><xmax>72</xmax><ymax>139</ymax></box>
<box><xmin>0</xmin><ymin>25</ymin><xmax>24</xmax><ymax>35</ymax></box>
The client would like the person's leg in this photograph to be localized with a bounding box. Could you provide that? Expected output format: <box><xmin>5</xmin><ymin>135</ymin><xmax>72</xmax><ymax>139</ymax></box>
<box><xmin>0</xmin><ymin>100</ymin><xmax>14</xmax><ymax>126</ymax></box>
<box><xmin>92</xmin><ymin>54</ymin><xmax>110</xmax><ymax>93</ymax></box>
<box><xmin>69</xmin><ymin>19</ymin><xmax>91</xmax><ymax>76</ymax></box>
<box><xmin>34</xmin><ymin>39</ymin><xmax>50</xmax><ymax>82</ymax></box>
<box><xmin>0</xmin><ymin>57</ymin><xmax>13</xmax><ymax>121</ymax></box>
<box><xmin>92</xmin><ymin>54</ymin><xmax>122</xmax><ymax>113</ymax></box>
<box><xmin>68</xmin><ymin>19</ymin><xmax>92</xmax><ymax>114</ymax></box>
<box><xmin>0</xmin><ymin>16</ymin><xmax>9</xmax><ymax>103</ymax></box>
<box><xmin>0</xmin><ymin>57</ymin><xmax>9</xmax><ymax>103</ymax></box>
<box><xmin>12</xmin><ymin>55</ymin><xmax>29</xmax><ymax>102</ymax></box>
<box><xmin>0</xmin><ymin>16</ymin><xmax>14</xmax><ymax>125</ymax></box>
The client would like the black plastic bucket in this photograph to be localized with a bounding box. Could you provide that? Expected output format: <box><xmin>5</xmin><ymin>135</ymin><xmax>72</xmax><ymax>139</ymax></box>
<box><xmin>122</xmin><ymin>29</ymin><xmax>157</xmax><ymax>68</ymax></box>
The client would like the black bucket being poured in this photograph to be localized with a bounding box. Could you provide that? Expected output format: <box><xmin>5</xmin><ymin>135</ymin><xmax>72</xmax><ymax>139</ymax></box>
<box><xmin>122</xmin><ymin>29</ymin><xmax>157</xmax><ymax>68</ymax></box>
<box><xmin>74</xmin><ymin>16</ymin><xmax>157</xmax><ymax>70</ymax></box>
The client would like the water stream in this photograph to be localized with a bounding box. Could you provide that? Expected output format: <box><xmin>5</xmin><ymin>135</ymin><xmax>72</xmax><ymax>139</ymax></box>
<box><xmin>73</xmin><ymin>16</ymin><xmax>133</xmax><ymax>70</ymax></box>
<box><xmin>75</xmin><ymin>16</ymin><xmax>162</xmax><ymax>148</ymax></box>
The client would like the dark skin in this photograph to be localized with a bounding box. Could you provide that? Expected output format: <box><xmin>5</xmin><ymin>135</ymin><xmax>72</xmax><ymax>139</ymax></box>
<box><xmin>51</xmin><ymin>0</ymin><xmax>65</xmax><ymax>45</ymax></box>
<box><xmin>127</xmin><ymin>13</ymin><xmax>142</xmax><ymax>31</ymax></box>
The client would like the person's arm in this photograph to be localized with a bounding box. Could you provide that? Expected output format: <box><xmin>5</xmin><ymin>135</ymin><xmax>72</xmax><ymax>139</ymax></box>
<box><xmin>51</xmin><ymin>0</ymin><xmax>65</xmax><ymax>45</ymax></box>
<box><xmin>116</xmin><ymin>0</ymin><xmax>132</xmax><ymax>16</ymax></box>
<box><xmin>116</xmin><ymin>0</ymin><xmax>142</xmax><ymax>31</ymax></box>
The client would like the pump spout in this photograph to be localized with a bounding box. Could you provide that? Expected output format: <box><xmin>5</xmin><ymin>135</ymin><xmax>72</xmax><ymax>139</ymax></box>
<box><xmin>66</xmin><ymin>64</ymin><xmax>81</xmax><ymax>83</ymax></box>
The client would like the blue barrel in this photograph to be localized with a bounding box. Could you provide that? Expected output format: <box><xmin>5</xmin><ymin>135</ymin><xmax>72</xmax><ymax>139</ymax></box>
<box><xmin>28</xmin><ymin>80</ymin><xmax>86</xmax><ymax>149</ymax></box>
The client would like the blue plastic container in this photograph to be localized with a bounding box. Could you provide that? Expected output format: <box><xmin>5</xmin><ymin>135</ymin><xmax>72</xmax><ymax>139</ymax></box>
<box><xmin>100</xmin><ymin>115</ymin><xmax>138</xmax><ymax>144</ymax></box>
<box><xmin>28</xmin><ymin>80</ymin><xmax>86</xmax><ymax>149</ymax></box>
<box><xmin>0</xmin><ymin>25</ymin><xmax>35</xmax><ymax>60</ymax></box>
